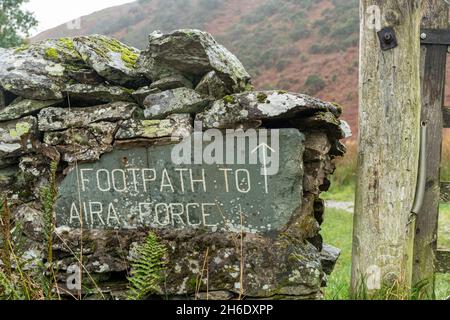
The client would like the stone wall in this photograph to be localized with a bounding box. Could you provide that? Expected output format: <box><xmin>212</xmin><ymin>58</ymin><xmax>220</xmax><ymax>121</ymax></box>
<box><xmin>0</xmin><ymin>29</ymin><xmax>349</xmax><ymax>300</ymax></box>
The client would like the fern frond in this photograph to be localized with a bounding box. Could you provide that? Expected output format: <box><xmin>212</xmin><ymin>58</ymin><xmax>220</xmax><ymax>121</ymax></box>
<box><xmin>0</xmin><ymin>268</ymin><xmax>23</xmax><ymax>300</ymax></box>
<box><xmin>127</xmin><ymin>232</ymin><xmax>167</xmax><ymax>300</ymax></box>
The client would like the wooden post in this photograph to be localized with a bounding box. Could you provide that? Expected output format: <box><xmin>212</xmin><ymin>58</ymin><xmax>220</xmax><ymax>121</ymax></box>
<box><xmin>352</xmin><ymin>0</ymin><xmax>423</xmax><ymax>297</ymax></box>
<box><xmin>413</xmin><ymin>0</ymin><xmax>448</xmax><ymax>299</ymax></box>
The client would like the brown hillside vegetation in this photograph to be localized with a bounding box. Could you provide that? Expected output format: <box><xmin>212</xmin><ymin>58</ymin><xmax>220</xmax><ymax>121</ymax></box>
<box><xmin>32</xmin><ymin>0</ymin><xmax>450</xmax><ymax>136</ymax></box>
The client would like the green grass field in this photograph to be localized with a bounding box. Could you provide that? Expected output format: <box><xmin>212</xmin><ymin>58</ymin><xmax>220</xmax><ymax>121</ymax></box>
<box><xmin>321</xmin><ymin>205</ymin><xmax>450</xmax><ymax>300</ymax></box>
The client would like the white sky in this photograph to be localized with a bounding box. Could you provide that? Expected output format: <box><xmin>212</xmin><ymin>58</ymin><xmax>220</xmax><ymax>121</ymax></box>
<box><xmin>24</xmin><ymin>0</ymin><xmax>135</xmax><ymax>36</ymax></box>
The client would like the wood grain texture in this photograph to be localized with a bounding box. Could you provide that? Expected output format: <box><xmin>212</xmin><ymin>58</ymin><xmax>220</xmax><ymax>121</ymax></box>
<box><xmin>412</xmin><ymin>0</ymin><xmax>448</xmax><ymax>298</ymax></box>
<box><xmin>352</xmin><ymin>0</ymin><xmax>423</xmax><ymax>296</ymax></box>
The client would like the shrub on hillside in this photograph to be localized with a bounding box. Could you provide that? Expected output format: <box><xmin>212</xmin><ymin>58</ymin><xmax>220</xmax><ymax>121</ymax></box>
<box><xmin>304</xmin><ymin>74</ymin><xmax>326</xmax><ymax>94</ymax></box>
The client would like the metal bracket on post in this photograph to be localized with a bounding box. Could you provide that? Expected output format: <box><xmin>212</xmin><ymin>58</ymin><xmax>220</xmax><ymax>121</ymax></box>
<box><xmin>411</xmin><ymin>122</ymin><xmax>428</xmax><ymax>215</ymax></box>
<box><xmin>420</xmin><ymin>28</ymin><xmax>450</xmax><ymax>45</ymax></box>
<box><xmin>378</xmin><ymin>27</ymin><xmax>398</xmax><ymax>51</ymax></box>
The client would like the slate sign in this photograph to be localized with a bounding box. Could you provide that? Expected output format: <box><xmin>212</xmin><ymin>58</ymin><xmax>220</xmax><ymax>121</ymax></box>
<box><xmin>56</xmin><ymin>129</ymin><xmax>305</xmax><ymax>234</ymax></box>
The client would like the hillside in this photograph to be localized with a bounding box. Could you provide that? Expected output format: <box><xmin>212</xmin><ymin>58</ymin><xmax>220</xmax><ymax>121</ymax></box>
<box><xmin>32</xmin><ymin>0</ymin><xmax>449</xmax><ymax>134</ymax></box>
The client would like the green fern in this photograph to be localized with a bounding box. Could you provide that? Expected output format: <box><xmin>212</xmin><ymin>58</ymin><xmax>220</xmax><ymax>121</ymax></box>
<box><xmin>0</xmin><ymin>268</ymin><xmax>23</xmax><ymax>300</ymax></box>
<box><xmin>127</xmin><ymin>232</ymin><xmax>167</xmax><ymax>300</ymax></box>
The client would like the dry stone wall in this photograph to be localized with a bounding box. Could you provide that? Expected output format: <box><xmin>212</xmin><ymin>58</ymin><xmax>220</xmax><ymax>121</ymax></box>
<box><xmin>0</xmin><ymin>29</ymin><xmax>349</xmax><ymax>300</ymax></box>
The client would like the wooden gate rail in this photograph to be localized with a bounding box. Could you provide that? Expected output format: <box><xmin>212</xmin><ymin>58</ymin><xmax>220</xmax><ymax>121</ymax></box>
<box><xmin>416</xmin><ymin>18</ymin><xmax>449</xmax><ymax>290</ymax></box>
<box><xmin>444</xmin><ymin>106</ymin><xmax>450</xmax><ymax>128</ymax></box>
<box><xmin>436</xmin><ymin>250</ymin><xmax>450</xmax><ymax>273</ymax></box>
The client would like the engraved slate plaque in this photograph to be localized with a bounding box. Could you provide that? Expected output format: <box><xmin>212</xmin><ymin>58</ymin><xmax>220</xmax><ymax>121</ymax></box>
<box><xmin>56</xmin><ymin>129</ymin><xmax>305</xmax><ymax>234</ymax></box>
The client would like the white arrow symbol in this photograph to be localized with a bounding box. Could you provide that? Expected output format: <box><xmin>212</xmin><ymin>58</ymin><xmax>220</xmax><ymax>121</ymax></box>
<box><xmin>251</xmin><ymin>143</ymin><xmax>276</xmax><ymax>194</ymax></box>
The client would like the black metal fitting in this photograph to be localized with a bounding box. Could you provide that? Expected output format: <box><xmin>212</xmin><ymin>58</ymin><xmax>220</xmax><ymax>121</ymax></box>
<box><xmin>377</xmin><ymin>27</ymin><xmax>398</xmax><ymax>51</ymax></box>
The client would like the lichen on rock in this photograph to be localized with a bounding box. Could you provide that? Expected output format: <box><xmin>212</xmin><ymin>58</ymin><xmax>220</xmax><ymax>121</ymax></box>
<box><xmin>196</xmin><ymin>90</ymin><xmax>343</xmax><ymax>129</ymax></box>
<box><xmin>38</xmin><ymin>101</ymin><xmax>139</xmax><ymax>131</ymax></box>
<box><xmin>138</xmin><ymin>29</ymin><xmax>251</xmax><ymax>93</ymax></box>
<box><xmin>65</xmin><ymin>83</ymin><xmax>134</xmax><ymax>104</ymax></box>
<box><xmin>0</xmin><ymin>98</ymin><xmax>62</xmax><ymax>122</ymax></box>
<box><xmin>143</xmin><ymin>87</ymin><xmax>212</xmax><ymax>119</ymax></box>
<box><xmin>116</xmin><ymin>114</ymin><xmax>192</xmax><ymax>140</ymax></box>
<box><xmin>73</xmin><ymin>35</ymin><xmax>148</xmax><ymax>88</ymax></box>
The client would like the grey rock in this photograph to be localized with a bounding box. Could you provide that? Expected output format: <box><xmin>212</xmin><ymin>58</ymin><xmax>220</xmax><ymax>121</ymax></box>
<box><xmin>38</xmin><ymin>102</ymin><xmax>139</xmax><ymax>131</ymax></box>
<box><xmin>0</xmin><ymin>88</ymin><xmax>5</xmax><ymax>108</ymax></box>
<box><xmin>50</xmin><ymin>229</ymin><xmax>325</xmax><ymax>299</ymax></box>
<box><xmin>0</xmin><ymin>116</ymin><xmax>37</xmax><ymax>160</ymax></box>
<box><xmin>0</xmin><ymin>157</ymin><xmax>18</xmax><ymax>169</ymax></box>
<box><xmin>0</xmin><ymin>98</ymin><xmax>62</xmax><ymax>122</ymax></box>
<box><xmin>0</xmin><ymin>166</ymin><xmax>18</xmax><ymax>192</ymax></box>
<box><xmin>0</xmin><ymin>39</ymin><xmax>87</xmax><ymax>100</ymax></box>
<box><xmin>139</xmin><ymin>29</ymin><xmax>251</xmax><ymax>92</ymax></box>
<box><xmin>149</xmin><ymin>74</ymin><xmax>193</xmax><ymax>91</ymax></box>
<box><xmin>116</xmin><ymin>114</ymin><xmax>192</xmax><ymax>140</ymax></box>
<box><xmin>44</xmin><ymin>122</ymin><xmax>117</xmax><ymax>162</ymax></box>
<box><xmin>66</xmin><ymin>83</ymin><xmax>134</xmax><ymax>104</ymax></box>
<box><xmin>196</xmin><ymin>91</ymin><xmax>342</xmax><ymax>129</ymax></box>
<box><xmin>340</xmin><ymin>120</ymin><xmax>352</xmax><ymax>139</ymax></box>
<box><xmin>131</xmin><ymin>86</ymin><xmax>160</xmax><ymax>106</ymax></box>
<box><xmin>293</xmin><ymin>112</ymin><xmax>345</xmax><ymax>139</ymax></box>
<box><xmin>143</xmin><ymin>87</ymin><xmax>212</xmax><ymax>119</ymax></box>
<box><xmin>73</xmin><ymin>35</ymin><xmax>147</xmax><ymax>88</ymax></box>
<box><xmin>196</xmin><ymin>291</ymin><xmax>235</xmax><ymax>300</ymax></box>
<box><xmin>67</xmin><ymin>68</ymin><xmax>104</xmax><ymax>85</ymax></box>
<box><xmin>320</xmin><ymin>244</ymin><xmax>341</xmax><ymax>275</ymax></box>
<box><xmin>15</xmin><ymin>204</ymin><xmax>45</xmax><ymax>240</ymax></box>
<box><xmin>304</xmin><ymin>132</ymin><xmax>332</xmax><ymax>162</ymax></box>
<box><xmin>195</xmin><ymin>71</ymin><xmax>231</xmax><ymax>99</ymax></box>
<box><xmin>330</xmin><ymin>140</ymin><xmax>347</xmax><ymax>157</ymax></box>
<box><xmin>303</xmin><ymin>157</ymin><xmax>336</xmax><ymax>194</ymax></box>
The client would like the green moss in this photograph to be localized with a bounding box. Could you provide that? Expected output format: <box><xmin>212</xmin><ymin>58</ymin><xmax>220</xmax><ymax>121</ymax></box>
<box><xmin>58</xmin><ymin>38</ymin><xmax>75</xmax><ymax>50</ymax></box>
<box><xmin>122</xmin><ymin>88</ymin><xmax>136</xmax><ymax>95</ymax></box>
<box><xmin>121</xmin><ymin>51</ymin><xmax>138</xmax><ymax>69</ymax></box>
<box><xmin>45</xmin><ymin>47</ymin><xmax>59</xmax><ymax>60</ymax></box>
<box><xmin>257</xmin><ymin>92</ymin><xmax>268</xmax><ymax>103</ymax></box>
<box><xmin>9</xmin><ymin>122</ymin><xmax>31</xmax><ymax>139</ymax></box>
<box><xmin>223</xmin><ymin>95</ymin><xmax>235</xmax><ymax>104</ymax></box>
<box><xmin>89</xmin><ymin>36</ymin><xmax>139</xmax><ymax>69</ymax></box>
<box><xmin>277</xmin><ymin>90</ymin><xmax>288</xmax><ymax>95</ymax></box>
<box><xmin>331</xmin><ymin>102</ymin><xmax>344</xmax><ymax>114</ymax></box>
<box><xmin>14</xmin><ymin>44</ymin><xmax>30</xmax><ymax>53</ymax></box>
<box><xmin>73</xmin><ymin>133</ymin><xmax>89</xmax><ymax>146</ymax></box>
<box><xmin>244</xmin><ymin>83</ymin><xmax>254</xmax><ymax>92</ymax></box>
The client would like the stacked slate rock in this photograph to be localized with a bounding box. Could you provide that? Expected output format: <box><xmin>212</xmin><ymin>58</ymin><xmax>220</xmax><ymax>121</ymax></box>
<box><xmin>0</xmin><ymin>29</ymin><xmax>349</xmax><ymax>300</ymax></box>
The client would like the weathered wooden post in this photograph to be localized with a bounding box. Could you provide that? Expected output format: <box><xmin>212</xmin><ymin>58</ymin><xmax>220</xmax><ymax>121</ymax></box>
<box><xmin>413</xmin><ymin>0</ymin><xmax>448</xmax><ymax>299</ymax></box>
<box><xmin>352</xmin><ymin>0</ymin><xmax>423</xmax><ymax>297</ymax></box>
